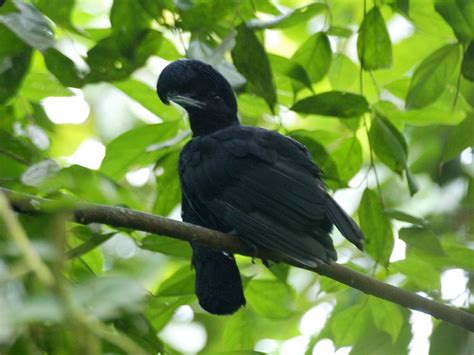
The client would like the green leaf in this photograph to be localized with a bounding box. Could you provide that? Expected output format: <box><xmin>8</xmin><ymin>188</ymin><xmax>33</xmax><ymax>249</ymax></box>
<box><xmin>187</xmin><ymin>39</ymin><xmax>246</xmax><ymax>88</ymax></box>
<box><xmin>140</xmin><ymin>237</ymin><xmax>192</xmax><ymax>259</ymax></box>
<box><xmin>86</xmin><ymin>30</ymin><xmax>163</xmax><ymax>83</ymax></box>
<box><xmin>156</xmin><ymin>266</ymin><xmax>195</xmax><ymax>296</ymax></box>
<box><xmin>147</xmin><ymin>295</ymin><xmax>194</xmax><ymax>332</ymax></box>
<box><xmin>21</xmin><ymin>159</ymin><xmax>60</xmax><ymax>186</ymax></box>
<box><xmin>110</xmin><ymin>0</ymin><xmax>150</xmax><ymax>52</ymax></box>
<box><xmin>328</xmin><ymin>54</ymin><xmax>359</xmax><ymax>91</ymax></box>
<box><xmin>331</xmin><ymin>136</ymin><xmax>363</xmax><ymax>183</ymax></box>
<box><xmin>435</xmin><ymin>0</ymin><xmax>474</xmax><ymax>43</ymax></box>
<box><xmin>358</xmin><ymin>189</ymin><xmax>394</xmax><ymax>267</ymax></box>
<box><xmin>232</xmin><ymin>24</ymin><xmax>277</xmax><ymax>112</ymax></box>
<box><xmin>73</xmin><ymin>277</ymin><xmax>147</xmax><ymax>319</ymax></box>
<box><xmin>20</xmin><ymin>72</ymin><xmax>72</xmax><ymax>102</ymax></box>
<box><xmin>0</xmin><ymin>129</ymin><xmax>43</xmax><ymax>164</ymax></box>
<box><xmin>349</xmin><ymin>312</ymin><xmax>412</xmax><ymax>355</ymax></box>
<box><xmin>0</xmin><ymin>47</ymin><xmax>32</xmax><ymax>104</ymax></box>
<box><xmin>44</xmin><ymin>48</ymin><xmax>84</xmax><ymax>87</ymax></box>
<box><xmin>0</xmin><ymin>154</ymin><xmax>26</xmax><ymax>179</ymax></box>
<box><xmin>370</xmin><ymin>116</ymin><xmax>407</xmax><ymax>175</ymax></box>
<box><xmin>138</xmin><ymin>0</ymin><xmax>165</xmax><ymax>18</ymax></box>
<box><xmin>153</xmin><ymin>151</ymin><xmax>181</xmax><ymax>217</ymax></box>
<box><xmin>326</xmin><ymin>26</ymin><xmax>353</xmax><ymax>38</ymax></box>
<box><xmin>67</xmin><ymin>233</ymin><xmax>115</xmax><ymax>259</ymax></box>
<box><xmin>442</xmin><ymin>239</ymin><xmax>474</xmax><ymax>270</ymax></box>
<box><xmin>245</xmin><ymin>279</ymin><xmax>294</xmax><ymax>319</ymax></box>
<box><xmin>100</xmin><ymin>122</ymin><xmax>179</xmax><ymax>180</ymax></box>
<box><xmin>291</xmin><ymin>91</ymin><xmax>369</xmax><ymax>118</ymax></box>
<box><xmin>462</xmin><ymin>41</ymin><xmax>474</xmax><ymax>81</ymax></box>
<box><xmin>292</xmin><ymin>32</ymin><xmax>332</xmax><ymax>84</ymax></box>
<box><xmin>399</xmin><ymin>227</ymin><xmax>445</xmax><ymax>256</ymax></box>
<box><xmin>268</xmin><ymin>263</ymin><xmax>290</xmax><ymax>282</ymax></box>
<box><xmin>357</xmin><ymin>6</ymin><xmax>392</xmax><ymax>70</ymax></box>
<box><xmin>68</xmin><ymin>228</ymin><xmax>105</xmax><ymax>281</ymax></box>
<box><xmin>385</xmin><ymin>209</ymin><xmax>427</xmax><ymax>226</ymax></box>
<box><xmin>268</xmin><ymin>54</ymin><xmax>312</xmax><ymax>91</ymax></box>
<box><xmin>0</xmin><ymin>0</ymin><xmax>54</xmax><ymax>52</ymax></box>
<box><xmin>375</xmin><ymin>98</ymin><xmax>466</xmax><ymax>126</ymax></box>
<box><xmin>220</xmin><ymin>309</ymin><xmax>255</xmax><ymax>351</ymax></box>
<box><xmin>405</xmin><ymin>168</ymin><xmax>419</xmax><ymax>196</ymax></box>
<box><xmin>429</xmin><ymin>321</ymin><xmax>473</xmax><ymax>355</ymax></box>
<box><xmin>368</xmin><ymin>297</ymin><xmax>403</xmax><ymax>343</ymax></box>
<box><xmin>390</xmin><ymin>0</ymin><xmax>410</xmax><ymax>17</ymax></box>
<box><xmin>330</xmin><ymin>303</ymin><xmax>370</xmax><ymax>347</ymax></box>
<box><xmin>406</xmin><ymin>44</ymin><xmax>461</xmax><ymax>109</ymax></box>
<box><xmin>113</xmin><ymin>314</ymin><xmax>164</xmax><ymax>354</ymax></box>
<box><xmin>38</xmin><ymin>165</ymin><xmax>139</xmax><ymax>206</ymax></box>
<box><xmin>392</xmin><ymin>257</ymin><xmax>440</xmax><ymax>290</ymax></box>
<box><xmin>175</xmin><ymin>1</ymin><xmax>235</xmax><ymax>33</ymax></box>
<box><xmin>443</xmin><ymin>114</ymin><xmax>474</xmax><ymax>161</ymax></box>
<box><xmin>114</xmin><ymin>79</ymin><xmax>181</xmax><ymax>121</ymax></box>
<box><xmin>32</xmin><ymin>0</ymin><xmax>75</xmax><ymax>30</ymax></box>
<box><xmin>246</xmin><ymin>3</ymin><xmax>326</xmax><ymax>29</ymax></box>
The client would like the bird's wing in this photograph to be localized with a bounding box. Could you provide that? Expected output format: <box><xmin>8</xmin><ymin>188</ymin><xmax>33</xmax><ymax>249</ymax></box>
<box><xmin>179</xmin><ymin>126</ymin><xmax>362</xmax><ymax>267</ymax></box>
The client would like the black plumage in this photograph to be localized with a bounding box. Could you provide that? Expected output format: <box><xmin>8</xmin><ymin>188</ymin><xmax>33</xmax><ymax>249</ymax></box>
<box><xmin>156</xmin><ymin>59</ymin><xmax>364</xmax><ymax>315</ymax></box>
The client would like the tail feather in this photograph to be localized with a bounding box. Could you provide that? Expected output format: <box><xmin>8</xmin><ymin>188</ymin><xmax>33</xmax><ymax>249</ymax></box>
<box><xmin>325</xmin><ymin>195</ymin><xmax>364</xmax><ymax>250</ymax></box>
<box><xmin>191</xmin><ymin>244</ymin><xmax>246</xmax><ymax>315</ymax></box>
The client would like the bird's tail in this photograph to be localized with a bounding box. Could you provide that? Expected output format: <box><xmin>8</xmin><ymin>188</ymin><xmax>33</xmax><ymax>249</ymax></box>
<box><xmin>326</xmin><ymin>195</ymin><xmax>364</xmax><ymax>250</ymax></box>
<box><xmin>191</xmin><ymin>244</ymin><xmax>246</xmax><ymax>315</ymax></box>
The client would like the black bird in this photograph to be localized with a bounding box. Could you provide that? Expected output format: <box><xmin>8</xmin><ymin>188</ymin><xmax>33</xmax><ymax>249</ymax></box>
<box><xmin>156</xmin><ymin>59</ymin><xmax>364</xmax><ymax>315</ymax></box>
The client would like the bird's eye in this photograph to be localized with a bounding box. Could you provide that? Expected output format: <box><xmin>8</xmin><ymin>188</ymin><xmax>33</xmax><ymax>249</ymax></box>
<box><xmin>213</xmin><ymin>95</ymin><xmax>222</xmax><ymax>102</ymax></box>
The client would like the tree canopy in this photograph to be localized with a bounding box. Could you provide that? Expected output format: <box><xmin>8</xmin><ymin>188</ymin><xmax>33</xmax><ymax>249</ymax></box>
<box><xmin>0</xmin><ymin>0</ymin><xmax>473</xmax><ymax>354</ymax></box>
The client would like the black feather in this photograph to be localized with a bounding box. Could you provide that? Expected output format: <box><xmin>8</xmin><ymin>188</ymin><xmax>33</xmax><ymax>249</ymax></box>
<box><xmin>157</xmin><ymin>59</ymin><xmax>364</xmax><ymax>315</ymax></box>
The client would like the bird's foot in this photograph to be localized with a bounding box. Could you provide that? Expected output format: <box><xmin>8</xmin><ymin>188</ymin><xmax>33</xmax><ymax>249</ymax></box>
<box><xmin>240</xmin><ymin>239</ymin><xmax>271</xmax><ymax>267</ymax></box>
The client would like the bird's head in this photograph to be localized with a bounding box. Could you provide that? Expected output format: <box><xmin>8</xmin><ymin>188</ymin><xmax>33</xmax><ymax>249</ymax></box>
<box><xmin>156</xmin><ymin>60</ymin><xmax>238</xmax><ymax>135</ymax></box>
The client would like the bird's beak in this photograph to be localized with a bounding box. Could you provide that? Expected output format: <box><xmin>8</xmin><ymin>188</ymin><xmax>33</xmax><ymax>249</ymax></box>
<box><xmin>167</xmin><ymin>93</ymin><xmax>206</xmax><ymax>109</ymax></box>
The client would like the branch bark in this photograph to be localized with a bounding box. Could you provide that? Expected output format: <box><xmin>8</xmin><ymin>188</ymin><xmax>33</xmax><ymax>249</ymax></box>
<box><xmin>2</xmin><ymin>187</ymin><xmax>474</xmax><ymax>332</ymax></box>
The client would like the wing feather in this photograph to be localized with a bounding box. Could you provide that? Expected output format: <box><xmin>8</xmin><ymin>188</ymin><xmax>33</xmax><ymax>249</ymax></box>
<box><xmin>179</xmin><ymin>126</ymin><xmax>362</xmax><ymax>266</ymax></box>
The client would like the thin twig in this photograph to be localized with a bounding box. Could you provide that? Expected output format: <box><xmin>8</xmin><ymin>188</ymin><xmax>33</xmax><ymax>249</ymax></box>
<box><xmin>363</xmin><ymin>115</ymin><xmax>385</xmax><ymax>205</ymax></box>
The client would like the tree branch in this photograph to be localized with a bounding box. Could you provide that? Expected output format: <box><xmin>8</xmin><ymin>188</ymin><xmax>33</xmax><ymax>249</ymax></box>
<box><xmin>2</xmin><ymin>187</ymin><xmax>474</xmax><ymax>332</ymax></box>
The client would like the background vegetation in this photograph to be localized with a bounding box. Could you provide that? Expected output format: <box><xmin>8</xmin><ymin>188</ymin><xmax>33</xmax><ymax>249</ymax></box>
<box><xmin>0</xmin><ymin>0</ymin><xmax>473</xmax><ymax>354</ymax></box>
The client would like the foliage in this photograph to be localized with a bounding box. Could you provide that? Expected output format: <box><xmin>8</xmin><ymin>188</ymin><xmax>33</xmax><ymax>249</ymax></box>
<box><xmin>0</xmin><ymin>0</ymin><xmax>473</xmax><ymax>354</ymax></box>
